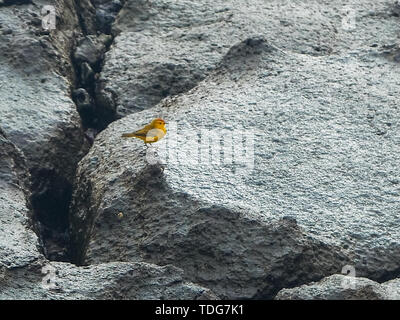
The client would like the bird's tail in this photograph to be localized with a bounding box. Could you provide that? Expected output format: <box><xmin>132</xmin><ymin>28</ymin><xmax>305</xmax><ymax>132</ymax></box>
<box><xmin>121</xmin><ymin>133</ymin><xmax>136</xmax><ymax>138</ymax></box>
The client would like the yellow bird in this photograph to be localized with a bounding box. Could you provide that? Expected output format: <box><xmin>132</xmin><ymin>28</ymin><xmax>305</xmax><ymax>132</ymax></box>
<box><xmin>121</xmin><ymin>118</ymin><xmax>167</xmax><ymax>144</ymax></box>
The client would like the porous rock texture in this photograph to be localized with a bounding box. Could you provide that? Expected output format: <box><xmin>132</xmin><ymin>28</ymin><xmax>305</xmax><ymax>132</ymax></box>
<box><xmin>0</xmin><ymin>128</ymin><xmax>215</xmax><ymax>299</ymax></box>
<box><xmin>69</xmin><ymin>0</ymin><xmax>400</xmax><ymax>299</ymax></box>
<box><xmin>99</xmin><ymin>0</ymin><xmax>400</xmax><ymax>117</ymax></box>
<box><xmin>1</xmin><ymin>259</ymin><xmax>217</xmax><ymax>300</ymax></box>
<box><xmin>0</xmin><ymin>0</ymin><xmax>88</xmax><ymax>260</ymax></box>
<box><xmin>0</xmin><ymin>0</ymin><xmax>217</xmax><ymax>300</ymax></box>
<box><xmin>101</xmin><ymin>0</ymin><xmax>343</xmax><ymax>116</ymax></box>
<box><xmin>0</xmin><ymin>129</ymin><xmax>40</xmax><ymax>270</ymax></box>
<box><xmin>275</xmin><ymin>274</ymin><xmax>400</xmax><ymax>300</ymax></box>
<box><xmin>2</xmin><ymin>0</ymin><xmax>400</xmax><ymax>300</ymax></box>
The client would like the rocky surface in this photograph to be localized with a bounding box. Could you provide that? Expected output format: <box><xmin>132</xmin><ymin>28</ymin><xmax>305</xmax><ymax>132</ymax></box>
<box><xmin>100</xmin><ymin>0</ymin><xmax>400</xmax><ymax>117</ymax></box>
<box><xmin>0</xmin><ymin>129</ymin><xmax>215</xmax><ymax>299</ymax></box>
<box><xmin>0</xmin><ymin>0</ymin><xmax>88</xmax><ymax>260</ymax></box>
<box><xmin>72</xmin><ymin>33</ymin><xmax>115</xmax><ymax>129</ymax></box>
<box><xmin>0</xmin><ymin>129</ymin><xmax>40</xmax><ymax>269</ymax></box>
<box><xmin>1</xmin><ymin>259</ymin><xmax>217</xmax><ymax>300</ymax></box>
<box><xmin>69</xmin><ymin>0</ymin><xmax>400</xmax><ymax>299</ymax></box>
<box><xmin>275</xmin><ymin>274</ymin><xmax>400</xmax><ymax>300</ymax></box>
<box><xmin>69</xmin><ymin>152</ymin><xmax>348</xmax><ymax>299</ymax></box>
<box><xmin>103</xmin><ymin>0</ymin><xmax>340</xmax><ymax>116</ymax></box>
<box><xmin>2</xmin><ymin>0</ymin><xmax>400</xmax><ymax>300</ymax></box>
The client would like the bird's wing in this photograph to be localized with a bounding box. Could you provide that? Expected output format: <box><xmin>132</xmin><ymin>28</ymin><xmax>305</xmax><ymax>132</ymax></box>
<box><xmin>132</xmin><ymin>131</ymin><xmax>147</xmax><ymax>137</ymax></box>
<box><xmin>133</xmin><ymin>124</ymin><xmax>152</xmax><ymax>136</ymax></box>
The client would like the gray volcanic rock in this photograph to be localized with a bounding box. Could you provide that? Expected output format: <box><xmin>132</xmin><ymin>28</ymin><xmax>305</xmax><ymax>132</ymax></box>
<box><xmin>2</xmin><ymin>0</ymin><xmax>400</xmax><ymax>301</ymax></box>
<box><xmin>275</xmin><ymin>274</ymin><xmax>400</xmax><ymax>300</ymax></box>
<box><xmin>72</xmin><ymin>33</ymin><xmax>116</xmax><ymax>129</ymax></box>
<box><xmin>0</xmin><ymin>130</ymin><xmax>41</xmax><ymax>269</ymax></box>
<box><xmin>73</xmin><ymin>0</ymin><xmax>97</xmax><ymax>35</ymax></box>
<box><xmin>0</xmin><ymin>131</ymin><xmax>216</xmax><ymax>299</ymax></box>
<box><xmin>99</xmin><ymin>0</ymin><xmax>398</xmax><ymax>117</ymax></box>
<box><xmin>1</xmin><ymin>259</ymin><xmax>217</xmax><ymax>300</ymax></box>
<box><xmin>70</xmin><ymin>30</ymin><xmax>400</xmax><ymax>298</ymax></box>
<box><xmin>94</xmin><ymin>0</ymin><xmax>124</xmax><ymax>34</ymax></box>
<box><xmin>43</xmin><ymin>261</ymin><xmax>217</xmax><ymax>300</ymax></box>
<box><xmin>0</xmin><ymin>0</ymin><xmax>88</xmax><ymax>259</ymax></box>
<box><xmin>69</xmin><ymin>41</ymin><xmax>346</xmax><ymax>299</ymax></box>
<box><xmin>73</xmin><ymin>34</ymin><xmax>112</xmax><ymax>67</ymax></box>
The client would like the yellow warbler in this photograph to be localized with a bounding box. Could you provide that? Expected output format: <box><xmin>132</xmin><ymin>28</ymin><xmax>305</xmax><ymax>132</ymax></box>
<box><xmin>121</xmin><ymin>118</ymin><xmax>167</xmax><ymax>144</ymax></box>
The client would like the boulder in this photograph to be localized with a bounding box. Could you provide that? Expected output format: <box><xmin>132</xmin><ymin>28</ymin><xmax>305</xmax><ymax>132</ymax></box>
<box><xmin>0</xmin><ymin>129</ymin><xmax>41</xmax><ymax>270</ymax></box>
<box><xmin>275</xmin><ymin>274</ymin><xmax>400</xmax><ymax>300</ymax></box>
<box><xmin>70</xmin><ymin>30</ymin><xmax>400</xmax><ymax>298</ymax></box>
<box><xmin>1</xmin><ymin>259</ymin><xmax>217</xmax><ymax>300</ymax></box>
<box><xmin>99</xmin><ymin>0</ymin><xmax>397</xmax><ymax>117</ymax></box>
<box><xmin>2</xmin><ymin>0</ymin><xmax>400</xmax><ymax>301</ymax></box>
<box><xmin>0</xmin><ymin>0</ymin><xmax>88</xmax><ymax>260</ymax></box>
<box><xmin>0</xmin><ymin>130</ymin><xmax>215</xmax><ymax>300</ymax></box>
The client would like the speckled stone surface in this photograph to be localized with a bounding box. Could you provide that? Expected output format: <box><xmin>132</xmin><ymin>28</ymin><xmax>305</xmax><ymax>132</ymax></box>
<box><xmin>275</xmin><ymin>274</ymin><xmax>400</xmax><ymax>300</ymax></box>
<box><xmin>2</xmin><ymin>0</ymin><xmax>400</xmax><ymax>300</ymax></box>
<box><xmin>70</xmin><ymin>0</ymin><xmax>400</xmax><ymax>299</ymax></box>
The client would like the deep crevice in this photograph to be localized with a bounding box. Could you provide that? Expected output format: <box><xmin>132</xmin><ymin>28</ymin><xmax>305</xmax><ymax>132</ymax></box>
<box><xmin>30</xmin><ymin>168</ymin><xmax>72</xmax><ymax>261</ymax></box>
<box><xmin>29</xmin><ymin>0</ymin><xmax>126</xmax><ymax>264</ymax></box>
<box><xmin>64</xmin><ymin>0</ymin><xmax>127</xmax><ymax>260</ymax></box>
<box><xmin>0</xmin><ymin>0</ymin><xmax>32</xmax><ymax>7</ymax></box>
<box><xmin>71</xmin><ymin>0</ymin><xmax>126</xmax><ymax>132</ymax></box>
